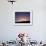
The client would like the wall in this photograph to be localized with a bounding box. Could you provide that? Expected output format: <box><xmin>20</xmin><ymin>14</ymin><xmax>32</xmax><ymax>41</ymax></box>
<box><xmin>0</xmin><ymin>0</ymin><xmax>46</xmax><ymax>42</ymax></box>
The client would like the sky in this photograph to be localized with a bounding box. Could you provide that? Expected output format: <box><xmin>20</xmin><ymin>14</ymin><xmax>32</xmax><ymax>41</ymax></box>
<box><xmin>15</xmin><ymin>12</ymin><xmax>30</xmax><ymax>16</ymax></box>
<box><xmin>15</xmin><ymin>12</ymin><xmax>30</xmax><ymax>22</ymax></box>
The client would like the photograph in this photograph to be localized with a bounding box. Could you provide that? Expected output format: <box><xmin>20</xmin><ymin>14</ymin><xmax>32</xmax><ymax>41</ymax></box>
<box><xmin>15</xmin><ymin>11</ymin><xmax>32</xmax><ymax>25</ymax></box>
<box><xmin>15</xmin><ymin>12</ymin><xmax>30</xmax><ymax>23</ymax></box>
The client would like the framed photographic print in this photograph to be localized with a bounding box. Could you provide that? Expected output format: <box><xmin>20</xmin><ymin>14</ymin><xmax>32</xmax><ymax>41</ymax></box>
<box><xmin>15</xmin><ymin>11</ymin><xmax>33</xmax><ymax>26</ymax></box>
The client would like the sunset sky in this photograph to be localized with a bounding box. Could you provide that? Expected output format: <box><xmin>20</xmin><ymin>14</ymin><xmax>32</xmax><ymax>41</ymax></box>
<box><xmin>15</xmin><ymin>12</ymin><xmax>30</xmax><ymax>22</ymax></box>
